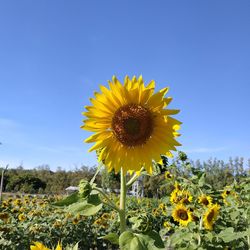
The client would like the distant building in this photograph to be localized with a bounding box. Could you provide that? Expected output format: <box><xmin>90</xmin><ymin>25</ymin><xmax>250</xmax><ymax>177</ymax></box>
<box><xmin>131</xmin><ymin>177</ymin><xmax>144</xmax><ymax>198</ymax></box>
<box><xmin>65</xmin><ymin>186</ymin><xmax>79</xmax><ymax>194</ymax></box>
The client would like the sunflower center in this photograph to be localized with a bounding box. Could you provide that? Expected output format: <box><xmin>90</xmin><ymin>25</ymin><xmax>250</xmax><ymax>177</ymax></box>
<box><xmin>178</xmin><ymin>210</ymin><xmax>188</xmax><ymax>220</ymax></box>
<box><xmin>112</xmin><ymin>104</ymin><xmax>153</xmax><ymax>146</ymax></box>
<box><xmin>207</xmin><ymin>210</ymin><xmax>215</xmax><ymax>223</ymax></box>
<box><xmin>202</xmin><ymin>198</ymin><xmax>209</xmax><ymax>206</ymax></box>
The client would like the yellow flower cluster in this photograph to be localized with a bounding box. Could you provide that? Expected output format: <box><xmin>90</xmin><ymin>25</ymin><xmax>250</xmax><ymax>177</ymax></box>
<box><xmin>170</xmin><ymin>183</ymin><xmax>193</xmax><ymax>205</ymax></box>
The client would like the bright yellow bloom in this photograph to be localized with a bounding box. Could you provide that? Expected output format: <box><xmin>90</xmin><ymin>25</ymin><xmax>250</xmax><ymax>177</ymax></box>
<box><xmin>82</xmin><ymin>75</ymin><xmax>181</xmax><ymax>174</ymax></box>
<box><xmin>203</xmin><ymin>204</ymin><xmax>220</xmax><ymax>230</ymax></box>
<box><xmin>198</xmin><ymin>194</ymin><xmax>213</xmax><ymax>207</ymax></box>
<box><xmin>172</xmin><ymin>204</ymin><xmax>193</xmax><ymax>226</ymax></box>
<box><xmin>30</xmin><ymin>242</ymin><xmax>50</xmax><ymax>250</ymax></box>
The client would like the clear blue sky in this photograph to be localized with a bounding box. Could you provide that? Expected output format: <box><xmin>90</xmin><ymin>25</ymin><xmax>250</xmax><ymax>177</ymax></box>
<box><xmin>0</xmin><ymin>1</ymin><xmax>250</xmax><ymax>170</ymax></box>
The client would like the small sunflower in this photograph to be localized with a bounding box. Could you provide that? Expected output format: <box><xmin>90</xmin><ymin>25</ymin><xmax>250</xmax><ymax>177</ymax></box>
<box><xmin>164</xmin><ymin>171</ymin><xmax>173</xmax><ymax>180</ymax></box>
<box><xmin>170</xmin><ymin>189</ymin><xmax>193</xmax><ymax>204</ymax></box>
<box><xmin>94</xmin><ymin>218</ymin><xmax>102</xmax><ymax>226</ymax></box>
<box><xmin>101</xmin><ymin>213</ymin><xmax>110</xmax><ymax>220</ymax></box>
<box><xmin>198</xmin><ymin>194</ymin><xmax>213</xmax><ymax>207</ymax></box>
<box><xmin>163</xmin><ymin>221</ymin><xmax>171</xmax><ymax>230</ymax></box>
<box><xmin>1</xmin><ymin>201</ymin><xmax>8</xmax><ymax>208</ymax></box>
<box><xmin>170</xmin><ymin>189</ymin><xmax>178</xmax><ymax>204</ymax></box>
<box><xmin>0</xmin><ymin>212</ymin><xmax>9</xmax><ymax>220</ymax></box>
<box><xmin>18</xmin><ymin>213</ymin><xmax>26</xmax><ymax>222</ymax></box>
<box><xmin>14</xmin><ymin>199</ymin><xmax>22</xmax><ymax>206</ymax></box>
<box><xmin>152</xmin><ymin>208</ymin><xmax>160</xmax><ymax>217</ymax></box>
<box><xmin>203</xmin><ymin>203</ymin><xmax>220</xmax><ymax>230</ymax></box>
<box><xmin>221</xmin><ymin>186</ymin><xmax>238</xmax><ymax>206</ymax></box>
<box><xmin>53</xmin><ymin>220</ymin><xmax>62</xmax><ymax>228</ymax></box>
<box><xmin>172</xmin><ymin>204</ymin><xmax>192</xmax><ymax>227</ymax></box>
<box><xmin>82</xmin><ymin>76</ymin><xmax>181</xmax><ymax>174</ymax></box>
<box><xmin>158</xmin><ymin>203</ymin><xmax>167</xmax><ymax>215</ymax></box>
<box><xmin>72</xmin><ymin>218</ymin><xmax>79</xmax><ymax>225</ymax></box>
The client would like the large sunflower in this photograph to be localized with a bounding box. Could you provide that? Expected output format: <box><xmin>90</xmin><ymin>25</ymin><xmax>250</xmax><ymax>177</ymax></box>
<box><xmin>203</xmin><ymin>203</ymin><xmax>220</xmax><ymax>230</ymax></box>
<box><xmin>82</xmin><ymin>76</ymin><xmax>181</xmax><ymax>174</ymax></box>
<box><xmin>172</xmin><ymin>204</ymin><xmax>193</xmax><ymax>227</ymax></box>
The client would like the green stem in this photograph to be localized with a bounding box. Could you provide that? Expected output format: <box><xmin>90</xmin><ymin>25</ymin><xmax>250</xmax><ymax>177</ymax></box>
<box><xmin>126</xmin><ymin>167</ymin><xmax>143</xmax><ymax>188</ymax></box>
<box><xmin>92</xmin><ymin>187</ymin><xmax>119</xmax><ymax>212</ymax></box>
<box><xmin>119</xmin><ymin>167</ymin><xmax>127</xmax><ymax>233</ymax></box>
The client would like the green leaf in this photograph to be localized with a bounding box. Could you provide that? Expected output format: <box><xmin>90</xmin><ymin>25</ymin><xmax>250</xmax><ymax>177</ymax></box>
<box><xmin>52</xmin><ymin>192</ymin><xmax>80</xmax><ymax>207</ymax></box>
<box><xmin>67</xmin><ymin>200</ymin><xmax>102</xmax><ymax>216</ymax></box>
<box><xmin>217</xmin><ymin>228</ymin><xmax>249</xmax><ymax>243</ymax></box>
<box><xmin>101</xmin><ymin>233</ymin><xmax>119</xmax><ymax>245</ymax></box>
<box><xmin>65</xmin><ymin>242</ymin><xmax>79</xmax><ymax>250</ymax></box>
<box><xmin>144</xmin><ymin>231</ymin><xmax>165</xmax><ymax>248</ymax></box>
<box><xmin>230</xmin><ymin>210</ymin><xmax>239</xmax><ymax>220</ymax></box>
<box><xmin>119</xmin><ymin>231</ymin><xmax>165</xmax><ymax>250</ymax></box>
<box><xmin>119</xmin><ymin>231</ymin><xmax>147</xmax><ymax>250</ymax></box>
<box><xmin>170</xmin><ymin>231</ymin><xmax>194</xmax><ymax>246</ymax></box>
<box><xmin>217</xmin><ymin>227</ymin><xmax>234</xmax><ymax>242</ymax></box>
<box><xmin>72</xmin><ymin>242</ymin><xmax>79</xmax><ymax>250</ymax></box>
<box><xmin>87</xmin><ymin>193</ymin><xmax>101</xmax><ymax>205</ymax></box>
<box><xmin>198</xmin><ymin>173</ymin><xmax>206</xmax><ymax>187</ymax></box>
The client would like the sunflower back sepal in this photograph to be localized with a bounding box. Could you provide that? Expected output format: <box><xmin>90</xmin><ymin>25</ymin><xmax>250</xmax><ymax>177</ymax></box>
<box><xmin>79</xmin><ymin>179</ymin><xmax>93</xmax><ymax>198</ymax></box>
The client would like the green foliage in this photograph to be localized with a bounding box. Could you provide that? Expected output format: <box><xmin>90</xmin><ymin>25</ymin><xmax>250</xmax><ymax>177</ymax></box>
<box><xmin>6</xmin><ymin>174</ymin><xmax>46</xmax><ymax>193</ymax></box>
<box><xmin>3</xmin><ymin>165</ymin><xmax>101</xmax><ymax>194</ymax></box>
<box><xmin>1</xmin><ymin>152</ymin><xmax>250</xmax><ymax>250</ymax></box>
<box><xmin>119</xmin><ymin>231</ymin><xmax>164</xmax><ymax>250</ymax></box>
<box><xmin>54</xmin><ymin>180</ymin><xmax>103</xmax><ymax>216</ymax></box>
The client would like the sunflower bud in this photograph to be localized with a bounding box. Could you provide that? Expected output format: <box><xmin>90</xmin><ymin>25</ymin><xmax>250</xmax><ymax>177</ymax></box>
<box><xmin>178</xmin><ymin>151</ymin><xmax>187</xmax><ymax>161</ymax></box>
<box><xmin>78</xmin><ymin>179</ymin><xmax>92</xmax><ymax>198</ymax></box>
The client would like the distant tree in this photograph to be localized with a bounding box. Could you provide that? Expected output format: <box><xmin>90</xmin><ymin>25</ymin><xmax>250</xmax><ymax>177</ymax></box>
<box><xmin>6</xmin><ymin>175</ymin><xmax>46</xmax><ymax>193</ymax></box>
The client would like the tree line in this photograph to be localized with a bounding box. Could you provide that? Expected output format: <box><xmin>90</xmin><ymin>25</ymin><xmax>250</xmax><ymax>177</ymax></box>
<box><xmin>1</xmin><ymin>155</ymin><xmax>249</xmax><ymax>196</ymax></box>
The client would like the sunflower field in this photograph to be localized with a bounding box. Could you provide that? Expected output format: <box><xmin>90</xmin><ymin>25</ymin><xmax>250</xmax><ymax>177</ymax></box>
<box><xmin>0</xmin><ymin>153</ymin><xmax>249</xmax><ymax>250</ymax></box>
<box><xmin>1</xmin><ymin>76</ymin><xmax>249</xmax><ymax>249</ymax></box>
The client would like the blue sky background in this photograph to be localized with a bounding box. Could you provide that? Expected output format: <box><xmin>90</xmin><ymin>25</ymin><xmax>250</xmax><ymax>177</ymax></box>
<box><xmin>0</xmin><ymin>1</ymin><xmax>250</xmax><ymax>170</ymax></box>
